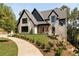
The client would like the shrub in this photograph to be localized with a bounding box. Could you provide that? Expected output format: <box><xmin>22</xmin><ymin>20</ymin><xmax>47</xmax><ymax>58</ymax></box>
<box><xmin>13</xmin><ymin>33</ymin><xmax>51</xmax><ymax>52</ymax></box>
<box><xmin>55</xmin><ymin>47</ymin><xmax>63</xmax><ymax>56</ymax></box>
<box><xmin>40</xmin><ymin>44</ymin><xmax>45</xmax><ymax>49</ymax></box>
<box><xmin>44</xmin><ymin>45</ymin><xmax>51</xmax><ymax>52</ymax></box>
<box><xmin>0</xmin><ymin>40</ymin><xmax>8</xmax><ymax>42</ymax></box>
<box><xmin>49</xmin><ymin>42</ymin><xmax>53</xmax><ymax>47</ymax></box>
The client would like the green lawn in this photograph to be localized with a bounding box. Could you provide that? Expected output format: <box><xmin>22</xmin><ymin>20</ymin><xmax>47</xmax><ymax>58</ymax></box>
<box><xmin>0</xmin><ymin>38</ymin><xmax>18</xmax><ymax>56</ymax></box>
<box><xmin>14</xmin><ymin>33</ymin><xmax>50</xmax><ymax>46</ymax></box>
<box><xmin>25</xmin><ymin>34</ymin><xmax>49</xmax><ymax>46</ymax></box>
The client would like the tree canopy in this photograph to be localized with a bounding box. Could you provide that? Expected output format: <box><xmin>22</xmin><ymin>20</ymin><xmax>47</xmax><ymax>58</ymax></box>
<box><xmin>60</xmin><ymin>5</ymin><xmax>70</xmax><ymax>20</ymax></box>
<box><xmin>70</xmin><ymin>7</ymin><xmax>78</xmax><ymax>20</ymax></box>
<box><xmin>60</xmin><ymin>5</ymin><xmax>79</xmax><ymax>20</ymax></box>
<box><xmin>0</xmin><ymin>3</ymin><xmax>16</xmax><ymax>33</ymax></box>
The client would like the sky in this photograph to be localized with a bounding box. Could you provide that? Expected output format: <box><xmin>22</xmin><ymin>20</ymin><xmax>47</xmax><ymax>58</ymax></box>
<box><xmin>6</xmin><ymin>3</ymin><xmax>79</xmax><ymax>20</ymax></box>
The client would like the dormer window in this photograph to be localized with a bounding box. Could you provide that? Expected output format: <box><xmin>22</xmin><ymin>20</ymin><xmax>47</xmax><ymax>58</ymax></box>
<box><xmin>51</xmin><ymin>16</ymin><xmax>56</xmax><ymax>22</ymax></box>
<box><xmin>22</xmin><ymin>18</ymin><xmax>27</xmax><ymax>23</ymax></box>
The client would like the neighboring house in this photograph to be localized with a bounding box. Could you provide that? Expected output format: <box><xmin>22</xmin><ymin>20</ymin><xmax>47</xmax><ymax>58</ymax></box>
<box><xmin>17</xmin><ymin>8</ymin><xmax>67</xmax><ymax>38</ymax></box>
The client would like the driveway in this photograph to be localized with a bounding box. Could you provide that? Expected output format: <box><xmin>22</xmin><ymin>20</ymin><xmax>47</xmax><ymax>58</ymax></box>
<box><xmin>0</xmin><ymin>35</ymin><xmax>43</xmax><ymax>56</ymax></box>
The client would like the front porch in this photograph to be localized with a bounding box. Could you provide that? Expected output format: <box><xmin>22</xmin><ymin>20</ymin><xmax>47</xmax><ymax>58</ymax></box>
<box><xmin>33</xmin><ymin>24</ymin><xmax>56</xmax><ymax>35</ymax></box>
<box><xmin>37</xmin><ymin>24</ymin><xmax>50</xmax><ymax>34</ymax></box>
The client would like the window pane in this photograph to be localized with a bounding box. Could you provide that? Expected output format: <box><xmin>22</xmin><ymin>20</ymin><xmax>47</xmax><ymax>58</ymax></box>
<box><xmin>59</xmin><ymin>19</ymin><xmax>65</xmax><ymax>26</ymax></box>
<box><xmin>51</xmin><ymin>16</ymin><xmax>56</xmax><ymax>22</ymax></box>
<box><xmin>22</xmin><ymin>18</ymin><xmax>27</xmax><ymax>23</ymax></box>
<box><xmin>21</xmin><ymin>26</ymin><xmax>28</xmax><ymax>32</ymax></box>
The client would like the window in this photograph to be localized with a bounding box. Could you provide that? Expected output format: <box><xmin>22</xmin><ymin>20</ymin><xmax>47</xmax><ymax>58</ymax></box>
<box><xmin>59</xmin><ymin>19</ymin><xmax>65</xmax><ymax>26</ymax></box>
<box><xmin>22</xmin><ymin>18</ymin><xmax>27</xmax><ymax>23</ymax></box>
<box><xmin>51</xmin><ymin>16</ymin><xmax>56</xmax><ymax>22</ymax></box>
<box><xmin>21</xmin><ymin>26</ymin><xmax>28</xmax><ymax>32</ymax></box>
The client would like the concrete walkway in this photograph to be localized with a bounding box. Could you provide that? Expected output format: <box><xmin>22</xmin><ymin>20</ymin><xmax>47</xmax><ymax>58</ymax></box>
<box><xmin>0</xmin><ymin>35</ymin><xmax>43</xmax><ymax>56</ymax></box>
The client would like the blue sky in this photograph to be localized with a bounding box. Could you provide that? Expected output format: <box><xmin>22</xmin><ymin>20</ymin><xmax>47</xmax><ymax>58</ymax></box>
<box><xmin>6</xmin><ymin>3</ymin><xmax>79</xmax><ymax>20</ymax></box>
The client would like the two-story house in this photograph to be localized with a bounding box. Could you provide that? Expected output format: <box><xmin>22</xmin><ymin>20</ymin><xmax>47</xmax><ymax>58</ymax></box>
<box><xmin>17</xmin><ymin>8</ymin><xmax>67</xmax><ymax>38</ymax></box>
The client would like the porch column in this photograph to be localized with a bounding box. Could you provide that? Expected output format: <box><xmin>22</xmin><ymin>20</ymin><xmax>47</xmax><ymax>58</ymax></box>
<box><xmin>34</xmin><ymin>26</ymin><xmax>37</xmax><ymax>34</ymax></box>
<box><xmin>18</xmin><ymin>25</ymin><xmax>21</xmax><ymax>33</ymax></box>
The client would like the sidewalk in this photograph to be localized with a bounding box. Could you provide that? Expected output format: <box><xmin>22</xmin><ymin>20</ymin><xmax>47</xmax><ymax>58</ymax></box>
<box><xmin>0</xmin><ymin>35</ymin><xmax>43</xmax><ymax>56</ymax></box>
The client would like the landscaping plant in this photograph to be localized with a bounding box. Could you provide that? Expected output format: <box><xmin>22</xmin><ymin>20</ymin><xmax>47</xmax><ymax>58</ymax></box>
<box><xmin>13</xmin><ymin>33</ymin><xmax>52</xmax><ymax>52</ymax></box>
<box><xmin>55</xmin><ymin>47</ymin><xmax>63</xmax><ymax>56</ymax></box>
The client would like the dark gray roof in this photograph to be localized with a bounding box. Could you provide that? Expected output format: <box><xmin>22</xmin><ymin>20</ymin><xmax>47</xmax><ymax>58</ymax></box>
<box><xmin>25</xmin><ymin>10</ymin><xmax>50</xmax><ymax>25</ymax></box>
<box><xmin>25</xmin><ymin>10</ymin><xmax>49</xmax><ymax>25</ymax></box>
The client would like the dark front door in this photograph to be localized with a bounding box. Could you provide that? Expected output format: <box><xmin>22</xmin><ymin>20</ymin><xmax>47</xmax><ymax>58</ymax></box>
<box><xmin>21</xmin><ymin>26</ymin><xmax>28</xmax><ymax>32</ymax></box>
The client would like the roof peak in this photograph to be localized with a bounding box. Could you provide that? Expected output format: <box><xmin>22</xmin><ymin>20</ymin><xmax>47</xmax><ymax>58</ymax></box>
<box><xmin>23</xmin><ymin>9</ymin><xmax>30</xmax><ymax>12</ymax></box>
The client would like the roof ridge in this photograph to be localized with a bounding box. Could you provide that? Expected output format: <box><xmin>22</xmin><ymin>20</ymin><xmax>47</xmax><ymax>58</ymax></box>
<box><xmin>40</xmin><ymin>9</ymin><xmax>53</xmax><ymax>12</ymax></box>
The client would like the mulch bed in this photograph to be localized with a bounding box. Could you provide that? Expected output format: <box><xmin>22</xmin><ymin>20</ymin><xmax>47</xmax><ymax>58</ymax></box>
<box><xmin>25</xmin><ymin>40</ymin><xmax>55</xmax><ymax>56</ymax></box>
<box><xmin>24</xmin><ymin>39</ymin><xmax>76</xmax><ymax>56</ymax></box>
<box><xmin>61</xmin><ymin>50</ymin><xmax>74</xmax><ymax>56</ymax></box>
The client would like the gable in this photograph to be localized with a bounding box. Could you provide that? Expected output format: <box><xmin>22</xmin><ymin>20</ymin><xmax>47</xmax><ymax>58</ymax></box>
<box><xmin>17</xmin><ymin>10</ymin><xmax>38</xmax><ymax>26</ymax></box>
<box><xmin>48</xmin><ymin>10</ymin><xmax>58</xmax><ymax>18</ymax></box>
<box><xmin>40</xmin><ymin>10</ymin><xmax>58</xmax><ymax>20</ymax></box>
<box><xmin>54</xmin><ymin>9</ymin><xmax>67</xmax><ymax>19</ymax></box>
<box><xmin>32</xmin><ymin>9</ymin><xmax>44</xmax><ymax>21</ymax></box>
<box><xmin>48</xmin><ymin>10</ymin><xmax>58</xmax><ymax>19</ymax></box>
<box><xmin>20</xmin><ymin>12</ymin><xmax>29</xmax><ymax>24</ymax></box>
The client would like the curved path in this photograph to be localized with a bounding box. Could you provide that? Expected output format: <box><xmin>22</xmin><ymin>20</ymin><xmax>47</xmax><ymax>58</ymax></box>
<box><xmin>0</xmin><ymin>35</ymin><xmax>43</xmax><ymax>56</ymax></box>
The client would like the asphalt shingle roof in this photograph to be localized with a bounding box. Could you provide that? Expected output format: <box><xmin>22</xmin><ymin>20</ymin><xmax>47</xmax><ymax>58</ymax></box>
<box><xmin>40</xmin><ymin>9</ymin><xmax>52</xmax><ymax>19</ymax></box>
<box><xmin>18</xmin><ymin>8</ymin><xmax>67</xmax><ymax>25</ymax></box>
<box><xmin>39</xmin><ymin>8</ymin><xmax>67</xmax><ymax>19</ymax></box>
<box><xmin>24</xmin><ymin>10</ymin><xmax>38</xmax><ymax>25</ymax></box>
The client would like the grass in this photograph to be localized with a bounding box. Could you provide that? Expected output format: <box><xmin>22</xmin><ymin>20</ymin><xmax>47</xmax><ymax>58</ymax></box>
<box><xmin>13</xmin><ymin>33</ymin><xmax>53</xmax><ymax>54</ymax></box>
<box><xmin>0</xmin><ymin>38</ymin><xmax>18</xmax><ymax>56</ymax></box>
<box><xmin>25</xmin><ymin>34</ymin><xmax>49</xmax><ymax>46</ymax></box>
<box><xmin>14</xmin><ymin>33</ymin><xmax>50</xmax><ymax>47</ymax></box>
